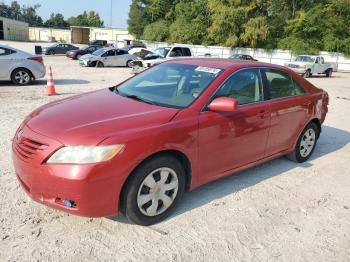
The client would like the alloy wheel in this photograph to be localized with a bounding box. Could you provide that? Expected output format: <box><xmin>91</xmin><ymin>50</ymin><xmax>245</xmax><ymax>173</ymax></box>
<box><xmin>15</xmin><ymin>71</ymin><xmax>30</xmax><ymax>85</ymax></box>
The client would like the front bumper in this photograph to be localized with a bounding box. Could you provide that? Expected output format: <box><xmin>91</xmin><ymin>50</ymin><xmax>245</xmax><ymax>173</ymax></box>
<box><xmin>79</xmin><ymin>60</ymin><xmax>90</xmax><ymax>67</ymax></box>
<box><xmin>66</xmin><ymin>52</ymin><xmax>76</xmax><ymax>59</ymax></box>
<box><xmin>12</xmin><ymin>125</ymin><xmax>125</xmax><ymax>217</ymax></box>
<box><xmin>287</xmin><ymin>67</ymin><xmax>306</xmax><ymax>75</ymax></box>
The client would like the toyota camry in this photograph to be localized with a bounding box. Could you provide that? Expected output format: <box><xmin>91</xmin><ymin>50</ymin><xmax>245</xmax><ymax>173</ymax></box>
<box><xmin>12</xmin><ymin>59</ymin><xmax>329</xmax><ymax>225</ymax></box>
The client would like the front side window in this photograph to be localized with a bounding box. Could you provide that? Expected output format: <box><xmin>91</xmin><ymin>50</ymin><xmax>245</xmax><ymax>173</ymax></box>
<box><xmin>214</xmin><ymin>68</ymin><xmax>263</xmax><ymax>105</ymax></box>
<box><xmin>117</xmin><ymin>63</ymin><xmax>222</xmax><ymax>108</ymax></box>
<box><xmin>264</xmin><ymin>69</ymin><xmax>306</xmax><ymax>99</ymax></box>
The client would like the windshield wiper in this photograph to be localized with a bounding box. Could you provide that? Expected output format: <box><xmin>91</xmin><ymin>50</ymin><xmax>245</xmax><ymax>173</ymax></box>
<box><xmin>124</xmin><ymin>94</ymin><xmax>156</xmax><ymax>105</ymax></box>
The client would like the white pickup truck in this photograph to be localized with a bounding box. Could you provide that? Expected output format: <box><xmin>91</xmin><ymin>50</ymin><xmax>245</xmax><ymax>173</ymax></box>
<box><xmin>140</xmin><ymin>46</ymin><xmax>193</xmax><ymax>67</ymax></box>
<box><xmin>285</xmin><ymin>55</ymin><xmax>338</xmax><ymax>78</ymax></box>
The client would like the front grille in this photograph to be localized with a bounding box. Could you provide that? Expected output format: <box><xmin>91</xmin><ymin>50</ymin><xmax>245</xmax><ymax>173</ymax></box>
<box><xmin>14</xmin><ymin>137</ymin><xmax>48</xmax><ymax>162</ymax></box>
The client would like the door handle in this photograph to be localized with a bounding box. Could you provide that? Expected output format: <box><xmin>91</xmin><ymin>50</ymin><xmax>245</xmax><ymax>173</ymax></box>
<box><xmin>258</xmin><ymin>110</ymin><xmax>269</xmax><ymax>119</ymax></box>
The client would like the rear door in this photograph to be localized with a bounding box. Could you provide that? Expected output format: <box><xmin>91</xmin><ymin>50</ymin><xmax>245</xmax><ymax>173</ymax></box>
<box><xmin>115</xmin><ymin>49</ymin><xmax>129</xmax><ymax>66</ymax></box>
<box><xmin>262</xmin><ymin>68</ymin><xmax>310</xmax><ymax>156</ymax></box>
<box><xmin>0</xmin><ymin>47</ymin><xmax>15</xmax><ymax>79</ymax></box>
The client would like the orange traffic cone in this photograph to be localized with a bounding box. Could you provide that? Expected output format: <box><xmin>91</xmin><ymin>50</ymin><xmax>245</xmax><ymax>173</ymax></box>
<box><xmin>46</xmin><ymin>66</ymin><xmax>57</xmax><ymax>96</ymax></box>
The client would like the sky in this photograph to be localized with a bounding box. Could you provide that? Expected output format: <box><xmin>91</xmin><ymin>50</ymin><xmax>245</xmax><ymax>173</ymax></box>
<box><xmin>2</xmin><ymin>0</ymin><xmax>132</xmax><ymax>28</ymax></box>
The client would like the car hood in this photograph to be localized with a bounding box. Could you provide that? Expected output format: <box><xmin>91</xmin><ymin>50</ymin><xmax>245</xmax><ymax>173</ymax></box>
<box><xmin>25</xmin><ymin>88</ymin><xmax>179</xmax><ymax>145</ymax></box>
<box><xmin>286</xmin><ymin>61</ymin><xmax>309</xmax><ymax>66</ymax></box>
<box><xmin>80</xmin><ymin>54</ymin><xmax>95</xmax><ymax>60</ymax></box>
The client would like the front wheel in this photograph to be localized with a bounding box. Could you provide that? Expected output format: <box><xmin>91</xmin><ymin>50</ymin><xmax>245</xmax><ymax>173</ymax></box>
<box><xmin>303</xmin><ymin>69</ymin><xmax>311</xmax><ymax>78</ymax></box>
<box><xmin>126</xmin><ymin>60</ymin><xmax>133</xmax><ymax>68</ymax></box>
<box><xmin>287</xmin><ymin>122</ymin><xmax>319</xmax><ymax>163</ymax></box>
<box><xmin>96</xmin><ymin>61</ymin><xmax>104</xmax><ymax>68</ymax></box>
<box><xmin>121</xmin><ymin>155</ymin><xmax>186</xmax><ymax>226</ymax></box>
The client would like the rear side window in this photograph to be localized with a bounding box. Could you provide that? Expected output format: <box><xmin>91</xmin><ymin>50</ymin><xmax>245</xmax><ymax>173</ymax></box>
<box><xmin>0</xmin><ymin>47</ymin><xmax>14</xmax><ymax>56</ymax></box>
<box><xmin>182</xmin><ymin>48</ymin><xmax>191</xmax><ymax>56</ymax></box>
<box><xmin>214</xmin><ymin>68</ymin><xmax>263</xmax><ymax>105</ymax></box>
<box><xmin>264</xmin><ymin>69</ymin><xmax>305</xmax><ymax>99</ymax></box>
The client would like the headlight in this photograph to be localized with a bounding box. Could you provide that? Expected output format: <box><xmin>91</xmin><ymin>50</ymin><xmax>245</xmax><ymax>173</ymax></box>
<box><xmin>47</xmin><ymin>145</ymin><xmax>125</xmax><ymax>164</ymax></box>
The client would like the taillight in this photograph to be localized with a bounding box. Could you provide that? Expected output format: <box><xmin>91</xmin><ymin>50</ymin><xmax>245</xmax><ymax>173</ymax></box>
<box><xmin>28</xmin><ymin>57</ymin><xmax>43</xmax><ymax>63</ymax></box>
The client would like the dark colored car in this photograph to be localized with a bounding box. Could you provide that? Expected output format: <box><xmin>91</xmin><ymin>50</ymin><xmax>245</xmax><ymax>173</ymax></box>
<box><xmin>12</xmin><ymin>59</ymin><xmax>328</xmax><ymax>226</ymax></box>
<box><xmin>88</xmin><ymin>40</ymin><xmax>108</xmax><ymax>47</ymax></box>
<box><xmin>43</xmin><ymin>44</ymin><xmax>79</xmax><ymax>55</ymax></box>
<box><xmin>66</xmin><ymin>45</ymin><xmax>102</xmax><ymax>60</ymax></box>
<box><xmin>229</xmin><ymin>54</ymin><xmax>258</xmax><ymax>61</ymax></box>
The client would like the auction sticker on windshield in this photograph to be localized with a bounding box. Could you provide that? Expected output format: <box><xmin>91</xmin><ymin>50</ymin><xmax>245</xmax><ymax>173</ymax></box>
<box><xmin>195</xmin><ymin>66</ymin><xmax>221</xmax><ymax>76</ymax></box>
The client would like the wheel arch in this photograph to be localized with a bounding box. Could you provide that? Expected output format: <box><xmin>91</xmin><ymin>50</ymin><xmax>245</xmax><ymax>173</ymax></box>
<box><xmin>310</xmin><ymin>118</ymin><xmax>322</xmax><ymax>138</ymax></box>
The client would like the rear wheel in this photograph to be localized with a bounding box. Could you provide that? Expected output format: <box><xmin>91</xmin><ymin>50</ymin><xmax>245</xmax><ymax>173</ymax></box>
<box><xmin>326</xmin><ymin>68</ymin><xmax>333</xmax><ymax>77</ymax></box>
<box><xmin>11</xmin><ymin>68</ymin><xmax>32</xmax><ymax>85</ymax></box>
<box><xmin>287</xmin><ymin>122</ymin><xmax>319</xmax><ymax>163</ymax></box>
<box><xmin>121</xmin><ymin>155</ymin><xmax>185</xmax><ymax>226</ymax></box>
<box><xmin>96</xmin><ymin>61</ymin><xmax>104</xmax><ymax>68</ymax></box>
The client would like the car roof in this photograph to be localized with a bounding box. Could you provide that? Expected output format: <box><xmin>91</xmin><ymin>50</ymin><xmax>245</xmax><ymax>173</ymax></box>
<box><xmin>167</xmin><ymin>58</ymin><xmax>279</xmax><ymax>70</ymax></box>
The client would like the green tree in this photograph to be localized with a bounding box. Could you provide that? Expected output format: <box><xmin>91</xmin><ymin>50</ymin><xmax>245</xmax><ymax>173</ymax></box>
<box><xmin>241</xmin><ymin>16</ymin><xmax>269</xmax><ymax>48</ymax></box>
<box><xmin>143</xmin><ymin>20</ymin><xmax>169</xmax><ymax>41</ymax></box>
<box><xmin>45</xmin><ymin>13</ymin><xmax>69</xmax><ymax>28</ymax></box>
<box><xmin>67</xmin><ymin>11</ymin><xmax>104</xmax><ymax>27</ymax></box>
<box><xmin>128</xmin><ymin>0</ymin><xmax>151</xmax><ymax>39</ymax></box>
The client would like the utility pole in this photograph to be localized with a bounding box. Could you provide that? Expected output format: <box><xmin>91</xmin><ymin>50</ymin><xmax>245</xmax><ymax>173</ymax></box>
<box><xmin>110</xmin><ymin>0</ymin><xmax>113</xmax><ymax>27</ymax></box>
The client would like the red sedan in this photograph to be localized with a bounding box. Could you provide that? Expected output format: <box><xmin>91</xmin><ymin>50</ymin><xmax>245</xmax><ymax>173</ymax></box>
<box><xmin>12</xmin><ymin>59</ymin><xmax>329</xmax><ymax>225</ymax></box>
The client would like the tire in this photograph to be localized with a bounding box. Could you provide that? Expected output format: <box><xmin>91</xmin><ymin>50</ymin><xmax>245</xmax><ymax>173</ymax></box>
<box><xmin>126</xmin><ymin>60</ymin><xmax>133</xmax><ymax>68</ymax></box>
<box><xmin>287</xmin><ymin>122</ymin><xmax>319</xmax><ymax>163</ymax></box>
<box><xmin>48</xmin><ymin>50</ymin><xmax>55</xmax><ymax>55</ymax></box>
<box><xmin>326</xmin><ymin>68</ymin><xmax>333</xmax><ymax>78</ymax></box>
<box><xmin>96</xmin><ymin>61</ymin><xmax>104</xmax><ymax>68</ymax></box>
<box><xmin>303</xmin><ymin>69</ymin><xmax>311</xmax><ymax>78</ymax></box>
<box><xmin>121</xmin><ymin>155</ymin><xmax>186</xmax><ymax>226</ymax></box>
<box><xmin>11</xmin><ymin>68</ymin><xmax>33</xmax><ymax>86</ymax></box>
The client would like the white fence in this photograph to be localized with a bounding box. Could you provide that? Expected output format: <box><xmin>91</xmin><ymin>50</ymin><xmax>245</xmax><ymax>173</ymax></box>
<box><xmin>142</xmin><ymin>41</ymin><xmax>350</xmax><ymax>72</ymax></box>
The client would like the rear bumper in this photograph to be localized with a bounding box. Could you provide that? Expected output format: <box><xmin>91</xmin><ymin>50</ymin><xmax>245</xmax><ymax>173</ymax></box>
<box><xmin>12</xmin><ymin>125</ymin><xmax>125</xmax><ymax>217</ymax></box>
<box><xmin>31</xmin><ymin>63</ymin><xmax>46</xmax><ymax>80</ymax></box>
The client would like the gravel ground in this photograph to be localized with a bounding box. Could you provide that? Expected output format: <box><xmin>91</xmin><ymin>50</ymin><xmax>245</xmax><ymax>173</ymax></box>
<box><xmin>0</xmin><ymin>41</ymin><xmax>349</xmax><ymax>262</ymax></box>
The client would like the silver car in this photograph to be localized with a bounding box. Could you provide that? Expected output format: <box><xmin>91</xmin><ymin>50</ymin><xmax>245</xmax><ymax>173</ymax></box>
<box><xmin>0</xmin><ymin>45</ymin><xmax>46</xmax><ymax>85</ymax></box>
<box><xmin>79</xmin><ymin>47</ymin><xmax>136</xmax><ymax>68</ymax></box>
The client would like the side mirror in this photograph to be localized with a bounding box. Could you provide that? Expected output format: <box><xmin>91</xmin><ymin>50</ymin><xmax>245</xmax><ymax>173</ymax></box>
<box><xmin>208</xmin><ymin>97</ymin><xmax>238</xmax><ymax>112</ymax></box>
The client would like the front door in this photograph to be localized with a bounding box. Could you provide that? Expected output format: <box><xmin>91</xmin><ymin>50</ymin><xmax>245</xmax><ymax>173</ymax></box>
<box><xmin>102</xmin><ymin>50</ymin><xmax>117</xmax><ymax>66</ymax></box>
<box><xmin>198</xmin><ymin>68</ymin><xmax>271</xmax><ymax>178</ymax></box>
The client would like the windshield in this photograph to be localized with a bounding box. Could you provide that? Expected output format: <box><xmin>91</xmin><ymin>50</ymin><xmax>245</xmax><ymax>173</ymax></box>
<box><xmin>154</xmin><ymin>47</ymin><xmax>171</xmax><ymax>57</ymax></box>
<box><xmin>295</xmin><ymin>56</ymin><xmax>315</xmax><ymax>63</ymax></box>
<box><xmin>116</xmin><ymin>63</ymin><xmax>222</xmax><ymax>108</ymax></box>
<box><xmin>92</xmin><ymin>48</ymin><xmax>106</xmax><ymax>56</ymax></box>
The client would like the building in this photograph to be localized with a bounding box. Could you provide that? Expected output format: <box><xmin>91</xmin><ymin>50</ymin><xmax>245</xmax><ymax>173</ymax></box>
<box><xmin>29</xmin><ymin>27</ymin><xmax>71</xmax><ymax>43</ymax></box>
<box><xmin>71</xmin><ymin>26</ymin><xmax>134</xmax><ymax>45</ymax></box>
<box><xmin>29</xmin><ymin>26</ymin><xmax>134</xmax><ymax>46</ymax></box>
<box><xmin>0</xmin><ymin>17</ymin><xmax>29</xmax><ymax>41</ymax></box>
